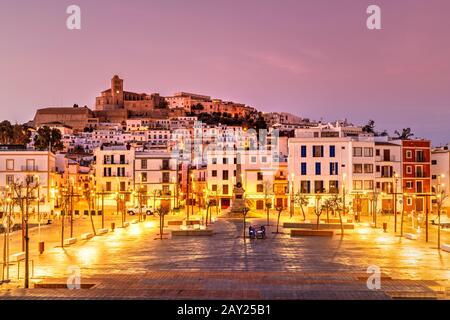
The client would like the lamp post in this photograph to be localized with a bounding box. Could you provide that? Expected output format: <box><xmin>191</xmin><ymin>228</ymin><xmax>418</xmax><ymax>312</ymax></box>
<box><xmin>342</xmin><ymin>173</ymin><xmax>347</xmax><ymax>217</ymax></box>
<box><xmin>393</xmin><ymin>173</ymin><xmax>399</xmax><ymax>233</ymax></box>
<box><xmin>290</xmin><ymin>173</ymin><xmax>294</xmax><ymax>218</ymax></box>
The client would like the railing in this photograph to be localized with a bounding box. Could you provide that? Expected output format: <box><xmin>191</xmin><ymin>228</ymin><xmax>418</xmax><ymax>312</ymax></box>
<box><xmin>160</xmin><ymin>165</ymin><xmax>173</xmax><ymax>170</ymax></box>
<box><xmin>21</xmin><ymin>165</ymin><xmax>39</xmax><ymax>171</ymax></box>
<box><xmin>103</xmin><ymin>161</ymin><xmax>129</xmax><ymax>165</ymax></box>
<box><xmin>415</xmin><ymin>156</ymin><xmax>425</xmax><ymax>163</ymax></box>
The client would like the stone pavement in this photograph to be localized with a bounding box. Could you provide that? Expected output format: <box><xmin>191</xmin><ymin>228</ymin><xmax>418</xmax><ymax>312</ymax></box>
<box><xmin>0</xmin><ymin>212</ymin><xmax>449</xmax><ymax>299</ymax></box>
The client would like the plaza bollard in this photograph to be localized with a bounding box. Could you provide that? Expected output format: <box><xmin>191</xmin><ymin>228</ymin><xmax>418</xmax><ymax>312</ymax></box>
<box><xmin>111</xmin><ymin>222</ymin><xmax>115</xmax><ymax>231</ymax></box>
<box><xmin>39</xmin><ymin>241</ymin><xmax>45</xmax><ymax>254</ymax></box>
<box><xmin>383</xmin><ymin>222</ymin><xmax>388</xmax><ymax>233</ymax></box>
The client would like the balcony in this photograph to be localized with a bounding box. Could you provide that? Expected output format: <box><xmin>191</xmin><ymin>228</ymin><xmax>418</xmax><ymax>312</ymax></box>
<box><xmin>160</xmin><ymin>165</ymin><xmax>173</xmax><ymax>170</ymax></box>
<box><xmin>415</xmin><ymin>156</ymin><xmax>425</xmax><ymax>163</ymax></box>
<box><xmin>103</xmin><ymin>161</ymin><xmax>129</xmax><ymax>165</ymax></box>
<box><xmin>21</xmin><ymin>165</ymin><xmax>39</xmax><ymax>172</ymax></box>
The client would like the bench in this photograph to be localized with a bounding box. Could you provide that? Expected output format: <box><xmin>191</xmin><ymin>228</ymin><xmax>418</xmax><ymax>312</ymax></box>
<box><xmin>97</xmin><ymin>228</ymin><xmax>108</xmax><ymax>235</ymax></box>
<box><xmin>81</xmin><ymin>233</ymin><xmax>94</xmax><ymax>240</ymax></box>
<box><xmin>404</xmin><ymin>233</ymin><xmax>418</xmax><ymax>240</ymax></box>
<box><xmin>441</xmin><ymin>244</ymin><xmax>450</xmax><ymax>252</ymax></box>
<box><xmin>131</xmin><ymin>219</ymin><xmax>138</xmax><ymax>224</ymax></box>
<box><xmin>283</xmin><ymin>222</ymin><xmax>354</xmax><ymax>230</ymax></box>
<box><xmin>8</xmin><ymin>252</ymin><xmax>34</xmax><ymax>279</ymax></box>
<box><xmin>172</xmin><ymin>229</ymin><xmax>213</xmax><ymax>236</ymax></box>
<box><xmin>168</xmin><ymin>220</ymin><xmax>183</xmax><ymax>226</ymax></box>
<box><xmin>9</xmin><ymin>252</ymin><xmax>25</xmax><ymax>262</ymax></box>
<box><xmin>291</xmin><ymin>229</ymin><xmax>334</xmax><ymax>237</ymax></box>
<box><xmin>64</xmin><ymin>237</ymin><xmax>77</xmax><ymax>245</ymax></box>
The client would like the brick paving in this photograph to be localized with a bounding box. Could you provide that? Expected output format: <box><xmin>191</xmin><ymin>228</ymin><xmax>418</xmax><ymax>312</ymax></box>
<box><xmin>0</xmin><ymin>212</ymin><xmax>449</xmax><ymax>299</ymax></box>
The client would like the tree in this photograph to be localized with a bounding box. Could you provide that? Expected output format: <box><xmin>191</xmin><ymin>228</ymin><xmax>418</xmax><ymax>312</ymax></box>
<box><xmin>275</xmin><ymin>206</ymin><xmax>284</xmax><ymax>233</ymax></box>
<box><xmin>84</xmin><ymin>188</ymin><xmax>96</xmax><ymax>236</ymax></box>
<box><xmin>155</xmin><ymin>206</ymin><xmax>169</xmax><ymax>240</ymax></box>
<box><xmin>435</xmin><ymin>186</ymin><xmax>448</xmax><ymax>250</ymax></box>
<box><xmin>329</xmin><ymin>194</ymin><xmax>344</xmax><ymax>236</ymax></box>
<box><xmin>11</xmin><ymin>177</ymin><xmax>38</xmax><ymax>288</ymax></box>
<box><xmin>323</xmin><ymin>198</ymin><xmax>333</xmax><ymax>223</ymax></box>
<box><xmin>0</xmin><ymin>121</ymin><xmax>30</xmax><ymax>145</ymax></box>
<box><xmin>262</xmin><ymin>180</ymin><xmax>274</xmax><ymax>226</ymax></box>
<box><xmin>72</xmin><ymin>145</ymin><xmax>85</xmax><ymax>154</ymax></box>
<box><xmin>394</xmin><ymin>128</ymin><xmax>414</xmax><ymax>140</ymax></box>
<box><xmin>191</xmin><ymin>103</ymin><xmax>204</xmax><ymax>111</ymax></box>
<box><xmin>313</xmin><ymin>195</ymin><xmax>324</xmax><ymax>230</ymax></box>
<box><xmin>294</xmin><ymin>192</ymin><xmax>309</xmax><ymax>221</ymax></box>
<box><xmin>362</xmin><ymin>120</ymin><xmax>376</xmax><ymax>134</ymax></box>
<box><xmin>34</xmin><ymin>126</ymin><xmax>64</xmax><ymax>152</ymax></box>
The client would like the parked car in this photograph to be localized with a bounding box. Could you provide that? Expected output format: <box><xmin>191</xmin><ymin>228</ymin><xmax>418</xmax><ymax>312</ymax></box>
<box><xmin>127</xmin><ymin>206</ymin><xmax>154</xmax><ymax>216</ymax></box>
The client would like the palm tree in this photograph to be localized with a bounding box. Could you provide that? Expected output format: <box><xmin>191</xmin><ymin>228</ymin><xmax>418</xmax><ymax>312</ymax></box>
<box><xmin>394</xmin><ymin>128</ymin><xmax>414</xmax><ymax>140</ymax></box>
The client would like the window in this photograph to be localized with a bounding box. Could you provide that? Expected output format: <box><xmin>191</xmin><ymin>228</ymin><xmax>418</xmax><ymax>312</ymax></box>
<box><xmin>6</xmin><ymin>159</ymin><xmax>14</xmax><ymax>171</ymax></box>
<box><xmin>141</xmin><ymin>159</ymin><xmax>147</xmax><ymax>169</ymax></box>
<box><xmin>162</xmin><ymin>172</ymin><xmax>170</xmax><ymax>183</ymax></box>
<box><xmin>6</xmin><ymin>175</ymin><xmax>14</xmax><ymax>185</ymax></box>
<box><xmin>300</xmin><ymin>181</ymin><xmax>310</xmax><ymax>193</ymax></box>
<box><xmin>407</xmin><ymin>197</ymin><xmax>412</xmax><ymax>206</ymax></box>
<box><xmin>353</xmin><ymin>180</ymin><xmax>363</xmax><ymax>190</ymax></box>
<box><xmin>212</xmin><ymin>184</ymin><xmax>218</xmax><ymax>192</ymax></box>
<box><xmin>406</xmin><ymin>181</ymin><xmax>413</xmax><ymax>189</ymax></box>
<box><xmin>257</xmin><ymin>184</ymin><xmax>264</xmax><ymax>193</ymax></box>
<box><xmin>315</xmin><ymin>162</ymin><xmax>321</xmax><ymax>175</ymax></box>
<box><xmin>329</xmin><ymin>145</ymin><xmax>336</xmax><ymax>158</ymax></box>
<box><xmin>406</xmin><ymin>166</ymin><xmax>412</xmax><ymax>174</ymax></box>
<box><xmin>353</xmin><ymin>147</ymin><xmax>362</xmax><ymax>157</ymax></box>
<box><xmin>432</xmin><ymin>174</ymin><xmax>437</xmax><ymax>179</ymax></box>
<box><xmin>141</xmin><ymin>172</ymin><xmax>147</xmax><ymax>182</ymax></box>
<box><xmin>222</xmin><ymin>184</ymin><xmax>229</xmax><ymax>195</ymax></box>
<box><xmin>312</xmin><ymin>146</ymin><xmax>324</xmax><ymax>157</ymax></box>
<box><xmin>364</xmin><ymin>148</ymin><xmax>373</xmax><ymax>157</ymax></box>
<box><xmin>364</xmin><ymin>180</ymin><xmax>374</xmax><ymax>190</ymax></box>
<box><xmin>120</xmin><ymin>182</ymin><xmax>126</xmax><ymax>192</ymax></box>
<box><xmin>106</xmin><ymin>182</ymin><xmax>112</xmax><ymax>192</ymax></box>
<box><xmin>376</xmin><ymin>165</ymin><xmax>380</xmax><ymax>172</ymax></box>
<box><xmin>376</xmin><ymin>149</ymin><xmax>380</xmax><ymax>156</ymax></box>
<box><xmin>353</xmin><ymin>164</ymin><xmax>363</xmax><ymax>174</ymax></box>
<box><xmin>416</xmin><ymin>181</ymin><xmax>423</xmax><ymax>193</ymax></box>
<box><xmin>364</xmin><ymin>164</ymin><xmax>373</xmax><ymax>173</ymax></box>
<box><xmin>223</xmin><ymin>157</ymin><xmax>228</xmax><ymax>165</ymax></box>
<box><xmin>301</xmin><ymin>163</ymin><xmax>307</xmax><ymax>175</ymax></box>
<box><xmin>301</xmin><ymin>146</ymin><xmax>307</xmax><ymax>157</ymax></box>
<box><xmin>212</xmin><ymin>158</ymin><xmax>217</xmax><ymax>165</ymax></box>
<box><xmin>329</xmin><ymin>180</ymin><xmax>339</xmax><ymax>193</ymax></box>
<box><xmin>251</xmin><ymin>156</ymin><xmax>257</xmax><ymax>163</ymax></box>
<box><xmin>233</xmin><ymin>158</ymin><xmax>237</xmax><ymax>164</ymax></box>
<box><xmin>314</xmin><ymin>181</ymin><xmax>324</xmax><ymax>193</ymax></box>
<box><xmin>222</xmin><ymin>170</ymin><xmax>229</xmax><ymax>180</ymax></box>
<box><xmin>26</xmin><ymin>159</ymin><xmax>35</xmax><ymax>171</ymax></box>
<box><xmin>212</xmin><ymin>170</ymin><xmax>217</xmax><ymax>177</ymax></box>
<box><xmin>431</xmin><ymin>160</ymin><xmax>437</xmax><ymax>165</ymax></box>
<box><xmin>406</xmin><ymin>150</ymin><xmax>412</xmax><ymax>159</ymax></box>
<box><xmin>330</xmin><ymin>162</ymin><xmax>338</xmax><ymax>175</ymax></box>
<box><xmin>416</xmin><ymin>150</ymin><xmax>425</xmax><ymax>162</ymax></box>
<box><xmin>120</xmin><ymin>155</ymin><xmax>126</xmax><ymax>164</ymax></box>
<box><xmin>257</xmin><ymin>172</ymin><xmax>263</xmax><ymax>181</ymax></box>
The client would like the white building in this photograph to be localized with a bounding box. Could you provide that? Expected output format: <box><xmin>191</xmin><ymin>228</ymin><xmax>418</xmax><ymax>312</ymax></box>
<box><xmin>0</xmin><ymin>146</ymin><xmax>57</xmax><ymax>211</ymax></box>
<box><xmin>431</xmin><ymin>145</ymin><xmax>450</xmax><ymax>214</ymax></box>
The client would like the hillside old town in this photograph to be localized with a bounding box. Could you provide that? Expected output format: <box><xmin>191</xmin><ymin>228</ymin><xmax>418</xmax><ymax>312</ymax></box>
<box><xmin>2</xmin><ymin>75</ymin><xmax>446</xmax><ymax>218</ymax></box>
<box><xmin>0</xmin><ymin>75</ymin><xmax>449</xmax><ymax>293</ymax></box>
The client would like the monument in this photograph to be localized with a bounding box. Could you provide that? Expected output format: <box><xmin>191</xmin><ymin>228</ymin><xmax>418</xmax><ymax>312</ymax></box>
<box><xmin>230</xmin><ymin>154</ymin><xmax>246</xmax><ymax>214</ymax></box>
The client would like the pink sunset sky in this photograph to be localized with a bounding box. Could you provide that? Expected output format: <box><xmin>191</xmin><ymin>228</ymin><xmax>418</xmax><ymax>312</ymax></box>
<box><xmin>0</xmin><ymin>0</ymin><xmax>449</xmax><ymax>144</ymax></box>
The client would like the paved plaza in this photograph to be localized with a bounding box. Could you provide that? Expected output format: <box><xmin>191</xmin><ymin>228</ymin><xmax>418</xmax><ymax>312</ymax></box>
<box><xmin>0</xmin><ymin>211</ymin><xmax>449</xmax><ymax>299</ymax></box>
